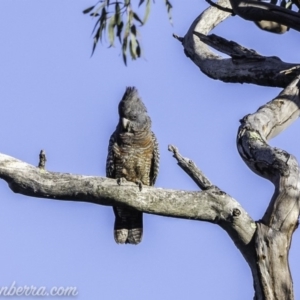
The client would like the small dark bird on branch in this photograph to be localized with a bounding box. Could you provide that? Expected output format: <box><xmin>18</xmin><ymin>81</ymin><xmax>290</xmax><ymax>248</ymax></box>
<box><xmin>106</xmin><ymin>87</ymin><xmax>159</xmax><ymax>244</ymax></box>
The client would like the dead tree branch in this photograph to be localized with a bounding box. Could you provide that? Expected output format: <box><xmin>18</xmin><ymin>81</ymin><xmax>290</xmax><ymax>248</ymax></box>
<box><xmin>168</xmin><ymin>144</ymin><xmax>213</xmax><ymax>190</ymax></box>
<box><xmin>229</xmin><ymin>0</ymin><xmax>300</xmax><ymax>32</ymax></box>
<box><xmin>180</xmin><ymin>0</ymin><xmax>300</xmax><ymax>88</ymax></box>
<box><xmin>0</xmin><ymin>150</ymin><xmax>256</xmax><ymax>256</ymax></box>
<box><xmin>236</xmin><ymin>75</ymin><xmax>300</xmax><ymax>300</ymax></box>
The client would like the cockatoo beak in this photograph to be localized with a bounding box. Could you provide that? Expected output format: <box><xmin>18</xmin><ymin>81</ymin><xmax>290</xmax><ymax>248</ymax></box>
<box><xmin>121</xmin><ymin>118</ymin><xmax>130</xmax><ymax>130</ymax></box>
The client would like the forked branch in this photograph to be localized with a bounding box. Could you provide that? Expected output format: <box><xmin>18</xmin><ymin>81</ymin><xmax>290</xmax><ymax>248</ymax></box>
<box><xmin>168</xmin><ymin>144</ymin><xmax>213</xmax><ymax>190</ymax></box>
<box><xmin>0</xmin><ymin>148</ymin><xmax>256</xmax><ymax>255</ymax></box>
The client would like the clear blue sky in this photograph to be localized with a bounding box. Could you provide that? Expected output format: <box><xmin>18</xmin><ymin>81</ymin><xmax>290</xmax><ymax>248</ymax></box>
<box><xmin>0</xmin><ymin>1</ymin><xmax>299</xmax><ymax>299</ymax></box>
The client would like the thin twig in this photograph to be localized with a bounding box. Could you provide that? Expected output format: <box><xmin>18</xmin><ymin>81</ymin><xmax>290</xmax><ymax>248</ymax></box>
<box><xmin>193</xmin><ymin>32</ymin><xmax>265</xmax><ymax>61</ymax></box>
<box><xmin>172</xmin><ymin>33</ymin><xmax>184</xmax><ymax>43</ymax></box>
<box><xmin>38</xmin><ymin>150</ymin><xmax>47</xmax><ymax>170</ymax></box>
<box><xmin>168</xmin><ymin>144</ymin><xmax>213</xmax><ymax>190</ymax></box>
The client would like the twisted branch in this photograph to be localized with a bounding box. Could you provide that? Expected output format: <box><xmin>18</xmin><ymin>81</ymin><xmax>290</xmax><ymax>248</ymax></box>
<box><xmin>180</xmin><ymin>0</ymin><xmax>300</xmax><ymax>87</ymax></box>
<box><xmin>236</xmin><ymin>75</ymin><xmax>300</xmax><ymax>300</ymax></box>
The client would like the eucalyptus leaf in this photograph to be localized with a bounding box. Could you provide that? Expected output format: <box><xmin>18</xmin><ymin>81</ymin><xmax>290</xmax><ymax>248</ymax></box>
<box><xmin>133</xmin><ymin>12</ymin><xmax>143</xmax><ymax>25</ymax></box>
<box><xmin>122</xmin><ymin>36</ymin><xmax>128</xmax><ymax>65</ymax></box>
<box><xmin>143</xmin><ymin>0</ymin><xmax>151</xmax><ymax>23</ymax></box>
<box><xmin>136</xmin><ymin>40</ymin><xmax>141</xmax><ymax>57</ymax></box>
<box><xmin>108</xmin><ymin>15</ymin><xmax>116</xmax><ymax>46</ymax></box>
<box><xmin>83</xmin><ymin>6</ymin><xmax>95</xmax><ymax>14</ymax></box>
<box><xmin>116</xmin><ymin>21</ymin><xmax>124</xmax><ymax>43</ymax></box>
<box><xmin>115</xmin><ymin>2</ymin><xmax>121</xmax><ymax>25</ymax></box>
<box><xmin>129</xmin><ymin>36</ymin><xmax>138</xmax><ymax>59</ymax></box>
<box><xmin>138</xmin><ymin>0</ymin><xmax>146</xmax><ymax>6</ymax></box>
<box><xmin>131</xmin><ymin>24</ymin><xmax>137</xmax><ymax>36</ymax></box>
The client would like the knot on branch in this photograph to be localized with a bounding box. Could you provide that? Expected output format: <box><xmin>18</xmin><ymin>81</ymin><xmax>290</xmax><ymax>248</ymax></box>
<box><xmin>232</xmin><ymin>208</ymin><xmax>241</xmax><ymax>217</ymax></box>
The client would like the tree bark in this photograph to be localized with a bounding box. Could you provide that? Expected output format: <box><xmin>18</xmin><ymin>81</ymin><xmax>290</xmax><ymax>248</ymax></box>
<box><xmin>229</xmin><ymin>0</ymin><xmax>300</xmax><ymax>32</ymax></box>
<box><xmin>180</xmin><ymin>0</ymin><xmax>300</xmax><ymax>88</ymax></box>
<box><xmin>0</xmin><ymin>151</ymin><xmax>256</xmax><ymax>250</ymax></box>
<box><xmin>236</xmin><ymin>75</ymin><xmax>300</xmax><ymax>299</ymax></box>
<box><xmin>176</xmin><ymin>2</ymin><xmax>300</xmax><ymax>297</ymax></box>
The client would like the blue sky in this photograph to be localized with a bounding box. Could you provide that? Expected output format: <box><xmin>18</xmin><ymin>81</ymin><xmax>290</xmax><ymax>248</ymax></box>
<box><xmin>0</xmin><ymin>1</ymin><xmax>299</xmax><ymax>299</ymax></box>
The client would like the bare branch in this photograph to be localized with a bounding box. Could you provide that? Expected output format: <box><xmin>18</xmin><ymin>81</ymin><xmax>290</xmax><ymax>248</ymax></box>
<box><xmin>238</xmin><ymin>75</ymin><xmax>300</xmax><ymax>228</ymax></box>
<box><xmin>181</xmin><ymin>0</ymin><xmax>300</xmax><ymax>87</ymax></box>
<box><xmin>193</xmin><ymin>32</ymin><xmax>265</xmax><ymax>61</ymax></box>
<box><xmin>168</xmin><ymin>144</ymin><xmax>213</xmax><ymax>190</ymax></box>
<box><xmin>172</xmin><ymin>33</ymin><xmax>184</xmax><ymax>43</ymax></box>
<box><xmin>0</xmin><ymin>152</ymin><xmax>256</xmax><ymax>249</ymax></box>
<box><xmin>166</xmin><ymin>145</ymin><xmax>256</xmax><ymax>255</ymax></box>
<box><xmin>229</xmin><ymin>0</ymin><xmax>300</xmax><ymax>32</ymax></box>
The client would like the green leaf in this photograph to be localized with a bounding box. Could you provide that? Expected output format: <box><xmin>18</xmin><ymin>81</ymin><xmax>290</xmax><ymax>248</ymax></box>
<box><xmin>143</xmin><ymin>0</ymin><xmax>151</xmax><ymax>24</ymax></box>
<box><xmin>91</xmin><ymin>17</ymin><xmax>101</xmax><ymax>34</ymax></box>
<box><xmin>165</xmin><ymin>0</ymin><xmax>173</xmax><ymax>25</ymax></box>
<box><xmin>138</xmin><ymin>0</ymin><xmax>146</xmax><ymax>6</ymax></box>
<box><xmin>85</xmin><ymin>0</ymin><xmax>172</xmax><ymax>63</ymax></box>
<box><xmin>100</xmin><ymin>7</ymin><xmax>107</xmax><ymax>22</ymax></box>
<box><xmin>95</xmin><ymin>8</ymin><xmax>107</xmax><ymax>43</ymax></box>
<box><xmin>92</xmin><ymin>26</ymin><xmax>102</xmax><ymax>56</ymax></box>
<box><xmin>115</xmin><ymin>2</ymin><xmax>121</xmax><ymax>25</ymax></box>
<box><xmin>122</xmin><ymin>37</ymin><xmax>128</xmax><ymax>65</ymax></box>
<box><xmin>116</xmin><ymin>21</ymin><xmax>124</xmax><ymax>43</ymax></box>
<box><xmin>90</xmin><ymin>2</ymin><xmax>106</xmax><ymax>18</ymax></box>
<box><xmin>90</xmin><ymin>6</ymin><xmax>107</xmax><ymax>55</ymax></box>
<box><xmin>136</xmin><ymin>40</ymin><xmax>141</xmax><ymax>58</ymax></box>
<box><xmin>123</xmin><ymin>11</ymin><xmax>131</xmax><ymax>40</ymax></box>
<box><xmin>99</xmin><ymin>22</ymin><xmax>106</xmax><ymax>42</ymax></box>
<box><xmin>83</xmin><ymin>6</ymin><xmax>95</xmax><ymax>14</ymax></box>
<box><xmin>133</xmin><ymin>12</ymin><xmax>143</xmax><ymax>25</ymax></box>
<box><xmin>129</xmin><ymin>34</ymin><xmax>139</xmax><ymax>60</ymax></box>
<box><xmin>108</xmin><ymin>15</ymin><xmax>116</xmax><ymax>46</ymax></box>
<box><xmin>131</xmin><ymin>24</ymin><xmax>137</xmax><ymax>36</ymax></box>
<box><xmin>128</xmin><ymin>9</ymin><xmax>134</xmax><ymax>24</ymax></box>
<box><xmin>285</xmin><ymin>1</ymin><xmax>292</xmax><ymax>8</ymax></box>
<box><xmin>129</xmin><ymin>37</ymin><xmax>137</xmax><ymax>60</ymax></box>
